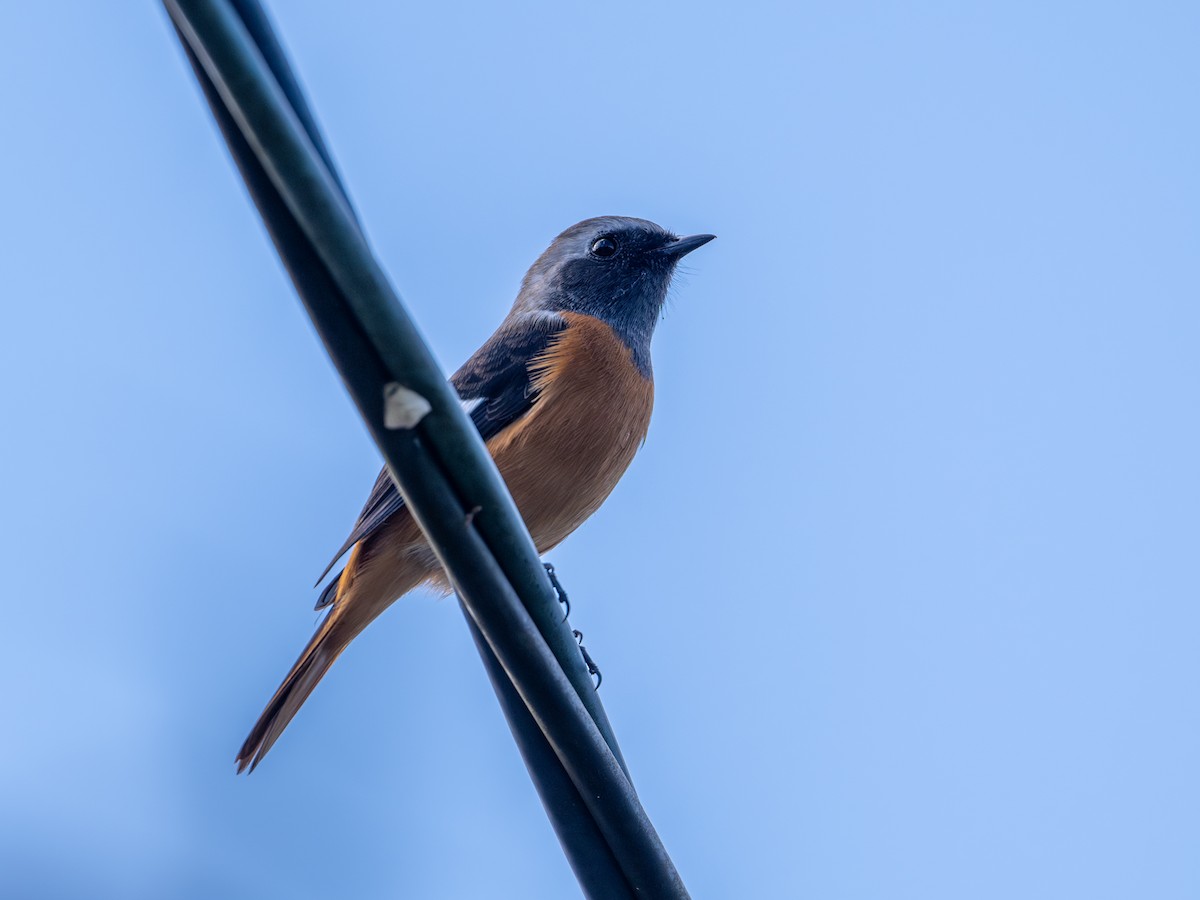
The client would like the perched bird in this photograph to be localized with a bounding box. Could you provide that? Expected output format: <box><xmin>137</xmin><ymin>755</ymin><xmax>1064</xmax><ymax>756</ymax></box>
<box><xmin>236</xmin><ymin>216</ymin><xmax>714</xmax><ymax>773</ymax></box>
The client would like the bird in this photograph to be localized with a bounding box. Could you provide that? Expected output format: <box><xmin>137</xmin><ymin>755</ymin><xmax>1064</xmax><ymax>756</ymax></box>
<box><xmin>236</xmin><ymin>216</ymin><xmax>715</xmax><ymax>773</ymax></box>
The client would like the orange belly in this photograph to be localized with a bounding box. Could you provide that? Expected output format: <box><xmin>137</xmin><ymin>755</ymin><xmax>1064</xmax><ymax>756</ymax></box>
<box><xmin>487</xmin><ymin>312</ymin><xmax>655</xmax><ymax>553</ymax></box>
<box><xmin>330</xmin><ymin>312</ymin><xmax>654</xmax><ymax>616</ymax></box>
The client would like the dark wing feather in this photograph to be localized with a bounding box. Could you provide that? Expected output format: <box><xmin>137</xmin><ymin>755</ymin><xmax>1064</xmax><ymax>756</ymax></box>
<box><xmin>313</xmin><ymin>467</ymin><xmax>404</xmax><ymax>586</ymax></box>
<box><xmin>314</xmin><ymin>573</ymin><xmax>342</xmax><ymax>611</ymax></box>
<box><xmin>313</xmin><ymin>313</ymin><xmax>565</xmax><ymax>595</ymax></box>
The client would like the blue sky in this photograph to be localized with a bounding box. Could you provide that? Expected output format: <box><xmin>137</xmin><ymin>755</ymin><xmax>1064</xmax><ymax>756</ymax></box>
<box><xmin>2</xmin><ymin>2</ymin><xmax>1198</xmax><ymax>897</ymax></box>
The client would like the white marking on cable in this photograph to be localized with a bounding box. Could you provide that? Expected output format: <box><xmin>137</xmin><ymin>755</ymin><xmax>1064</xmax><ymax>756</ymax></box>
<box><xmin>383</xmin><ymin>383</ymin><xmax>433</xmax><ymax>429</ymax></box>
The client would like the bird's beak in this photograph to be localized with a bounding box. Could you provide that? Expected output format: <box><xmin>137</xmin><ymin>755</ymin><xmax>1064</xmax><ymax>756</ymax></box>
<box><xmin>657</xmin><ymin>233</ymin><xmax>717</xmax><ymax>258</ymax></box>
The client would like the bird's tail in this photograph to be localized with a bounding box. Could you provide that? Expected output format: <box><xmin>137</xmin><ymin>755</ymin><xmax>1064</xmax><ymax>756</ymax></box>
<box><xmin>236</xmin><ymin>534</ymin><xmax>432</xmax><ymax>773</ymax></box>
<box><xmin>237</xmin><ymin>543</ymin><xmax>379</xmax><ymax>774</ymax></box>
<box><xmin>235</xmin><ymin>609</ymin><xmax>359</xmax><ymax>774</ymax></box>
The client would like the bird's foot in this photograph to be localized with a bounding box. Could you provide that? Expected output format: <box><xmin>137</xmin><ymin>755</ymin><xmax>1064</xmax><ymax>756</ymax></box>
<box><xmin>544</xmin><ymin>562</ymin><xmax>570</xmax><ymax>620</ymax></box>
<box><xmin>572</xmin><ymin>629</ymin><xmax>602</xmax><ymax>691</ymax></box>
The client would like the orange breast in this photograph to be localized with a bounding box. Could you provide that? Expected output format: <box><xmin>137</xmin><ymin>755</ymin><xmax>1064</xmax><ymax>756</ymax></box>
<box><xmin>486</xmin><ymin>312</ymin><xmax>655</xmax><ymax>553</ymax></box>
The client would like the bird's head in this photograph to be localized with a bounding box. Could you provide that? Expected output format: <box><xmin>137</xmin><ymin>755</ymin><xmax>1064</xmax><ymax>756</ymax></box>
<box><xmin>514</xmin><ymin>216</ymin><xmax>715</xmax><ymax>375</ymax></box>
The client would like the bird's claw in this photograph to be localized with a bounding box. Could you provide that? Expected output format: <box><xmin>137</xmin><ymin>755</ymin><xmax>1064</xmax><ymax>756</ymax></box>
<box><xmin>544</xmin><ymin>564</ymin><xmax>598</xmax><ymax>688</ymax></box>
<box><xmin>572</xmin><ymin>629</ymin><xmax>602</xmax><ymax>691</ymax></box>
<box><xmin>544</xmin><ymin>562</ymin><xmax>570</xmax><ymax>620</ymax></box>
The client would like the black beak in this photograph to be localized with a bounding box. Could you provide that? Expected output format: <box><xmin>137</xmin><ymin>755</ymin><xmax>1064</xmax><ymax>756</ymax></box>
<box><xmin>657</xmin><ymin>233</ymin><xmax>716</xmax><ymax>258</ymax></box>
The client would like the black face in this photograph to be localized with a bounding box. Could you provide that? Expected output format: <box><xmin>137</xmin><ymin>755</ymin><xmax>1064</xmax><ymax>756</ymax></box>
<box><xmin>515</xmin><ymin>216</ymin><xmax>714</xmax><ymax>377</ymax></box>
<box><xmin>557</xmin><ymin>223</ymin><xmax>678</xmax><ymax>303</ymax></box>
<box><xmin>549</xmin><ymin>222</ymin><xmax>682</xmax><ymax>375</ymax></box>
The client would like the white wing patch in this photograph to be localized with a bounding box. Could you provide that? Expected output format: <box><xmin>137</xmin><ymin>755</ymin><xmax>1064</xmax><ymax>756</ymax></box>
<box><xmin>460</xmin><ymin>397</ymin><xmax>485</xmax><ymax>416</ymax></box>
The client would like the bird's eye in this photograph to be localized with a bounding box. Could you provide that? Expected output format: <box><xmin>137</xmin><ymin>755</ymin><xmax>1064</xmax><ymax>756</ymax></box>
<box><xmin>590</xmin><ymin>235</ymin><xmax>619</xmax><ymax>258</ymax></box>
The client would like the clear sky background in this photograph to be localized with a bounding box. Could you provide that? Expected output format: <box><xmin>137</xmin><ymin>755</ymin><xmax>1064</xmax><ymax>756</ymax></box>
<box><xmin>2</xmin><ymin>2</ymin><xmax>1197</xmax><ymax>898</ymax></box>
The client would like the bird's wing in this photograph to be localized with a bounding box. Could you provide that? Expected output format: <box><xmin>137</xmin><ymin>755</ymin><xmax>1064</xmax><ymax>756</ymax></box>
<box><xmin>313</xmin><ymin>313</ymin><xmax>566</xmax><ymax>599</ymax></box>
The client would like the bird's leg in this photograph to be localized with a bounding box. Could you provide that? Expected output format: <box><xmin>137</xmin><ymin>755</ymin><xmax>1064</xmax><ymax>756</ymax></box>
<box><xmin>544</xmin><ymin>562</ymin><xmax>570</xmax><ymax>620</ymax></box>
<box><xmin>543</xmin><ymin>563</ymin><xmax>600</xmax><ymax>688</ymax></box>
<box><xmin>572</xmin><ymin>629</ymin><xmax>602</xmax><ymax>691</ymax></box>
